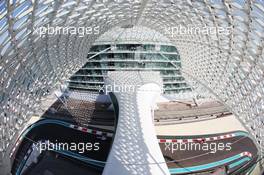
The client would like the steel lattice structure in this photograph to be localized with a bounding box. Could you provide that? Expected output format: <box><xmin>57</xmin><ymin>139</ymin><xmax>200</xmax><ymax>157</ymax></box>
<box><xmin>0</xmin><ymin>0</ymin><xmax>264</xmax><ymax>162</ymax></box>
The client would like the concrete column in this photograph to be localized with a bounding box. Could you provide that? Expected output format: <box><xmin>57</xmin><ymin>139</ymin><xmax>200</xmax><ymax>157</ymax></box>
<box><xmin>103</xmin><ymin>71</ymin><xmax>169</xmax><ymax>175</ymax></box>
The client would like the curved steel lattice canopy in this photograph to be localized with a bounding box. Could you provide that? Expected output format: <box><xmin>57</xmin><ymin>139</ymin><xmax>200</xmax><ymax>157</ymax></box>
<box><xmin>94</xmin><ymin>25</ymin><xmax>172</xmax><ymax>44</ymax></box>
<box><xmin>0</xmin><ymin>0</ymin><xmax>264</xmax><ymax>160</ymax></box>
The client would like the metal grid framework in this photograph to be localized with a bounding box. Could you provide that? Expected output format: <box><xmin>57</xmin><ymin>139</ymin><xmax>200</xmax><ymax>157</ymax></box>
<box><xmin>68</xmin><ymin>26</ymin><xmax>192</xmax><ymax>94</ymax></box>
<box><xmin>0</xmin><ymin>0</ymin><xmax>264</xmax><ymax>159</ymax></box>
<box><xmin>94</xmin><ymin>25</ymin><xmax>172</xmax><ymax>44</ymax></box>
